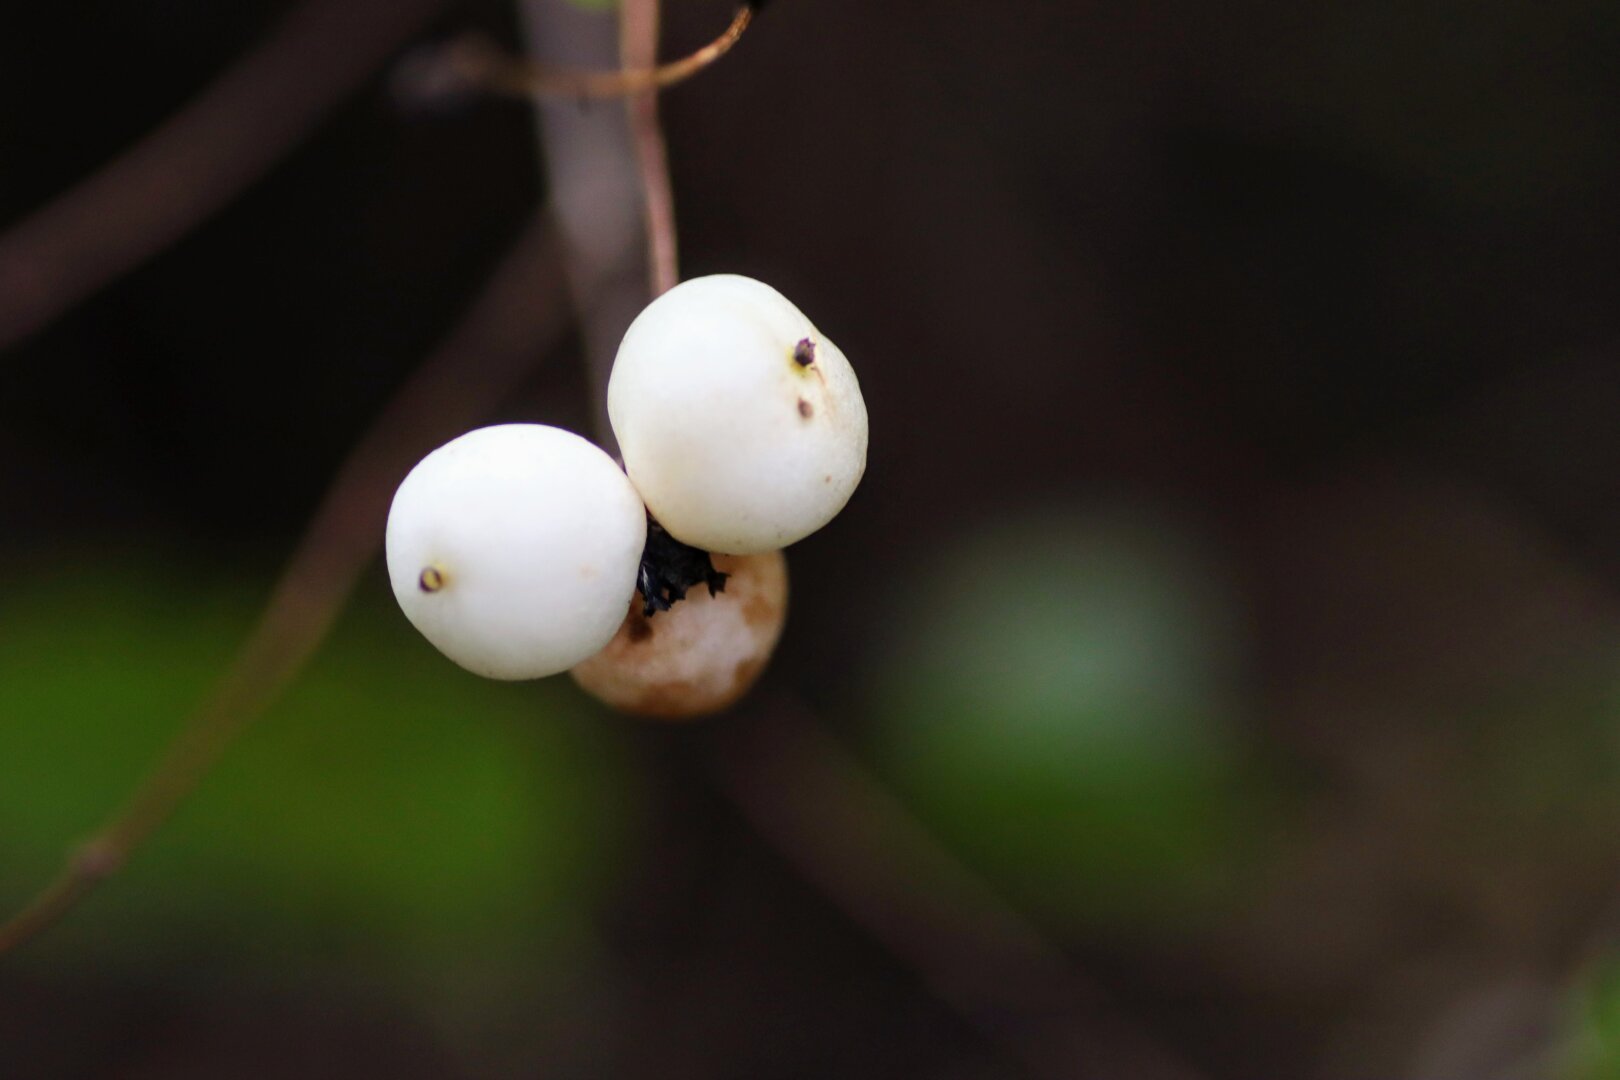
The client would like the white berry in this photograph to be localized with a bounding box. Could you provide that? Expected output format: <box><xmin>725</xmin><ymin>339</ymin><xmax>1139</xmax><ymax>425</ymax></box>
<box><xmin>385</xmin><ymin>424</ymin><xmax>647</xmax><ymax>680</ymax></box>
<box><xmin>608</xmin><ymin>275</ymin><xmax>867</xmax><ymax>555</ymax></box>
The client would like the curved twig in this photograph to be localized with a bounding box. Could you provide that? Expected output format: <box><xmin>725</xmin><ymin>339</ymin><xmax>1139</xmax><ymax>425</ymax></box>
<box><xmin>0</xmin><ymin>0</ymin><xmax>449</xmax><ymax>352</ymax></box>
<box><xmin>452</xmin><ymin>3</ymin><xmax>753</xmax><ymax>102</ymax></box>
<box><xmin>0</xmin><ymin>212</ymin><xmax>569</xmax><ymax>956</ymax></box>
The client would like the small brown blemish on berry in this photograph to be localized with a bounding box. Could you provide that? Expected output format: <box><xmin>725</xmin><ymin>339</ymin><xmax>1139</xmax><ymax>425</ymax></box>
<box><xmin>792</xmin><ymin>338</ymin><xmax>816</xmax><ymax>367</ymax></box>
<box><xmin>742</xmin><ymin>591</ymin><xmax>776</xmax><ymax>629</ymax></box>
<box><xmin>797</xmin><ymin>398</ymin><xmax>813</xmax><ymax>419</ymax></box>
<box><xmin>625</xmin><ymin>612</ymin><xmax>654</xmax><ymax>643</ymax></box>
<box><xmin>419</xmin><ymin>566</ymin><xmax>446</xmax><ymax>593</ymax></box>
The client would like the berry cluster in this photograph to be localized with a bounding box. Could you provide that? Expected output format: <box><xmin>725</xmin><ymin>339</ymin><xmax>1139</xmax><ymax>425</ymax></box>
<box><xmin>385</xmin><ymin>275</ymin><xmax>868</xmax><ymax>715</ymax></box>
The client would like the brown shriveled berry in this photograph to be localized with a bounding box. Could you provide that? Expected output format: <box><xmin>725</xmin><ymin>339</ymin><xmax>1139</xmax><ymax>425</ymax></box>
<box><xmin>569</xmin><ymin>550</ymin><xmax>787</xmax><ymax>719</ymax></box>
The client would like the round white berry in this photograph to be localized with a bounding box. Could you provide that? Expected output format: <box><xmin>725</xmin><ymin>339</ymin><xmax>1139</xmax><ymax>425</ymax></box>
<box><xmin>607</xmin><ymin>275</ymin><xmax>867</xmax><ymax>555</ymax></box>
<box><xmin>385</xmin><ymin>424</ymin><xmax>647</xmax><ymax>680</ymax></box>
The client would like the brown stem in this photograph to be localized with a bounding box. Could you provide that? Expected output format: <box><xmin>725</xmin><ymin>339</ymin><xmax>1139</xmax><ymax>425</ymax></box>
<box><xmin>0</xmin><ymin>0</ymin><xmax>449</xmax><ymax>353</ymax></box>
<box><xmin>455</xmin><ymin>4</ymin><xmax>752</xmax><ymax>103</ymax></box>
<box><xmin>0</xmin><ymin>212</ymin><xmax>569</xmax><ymax>956</ymax></box>
<box><xmin>621</xmin><ymin>0</ymin><xmax>681</xmax><ymax>297</ymax></box>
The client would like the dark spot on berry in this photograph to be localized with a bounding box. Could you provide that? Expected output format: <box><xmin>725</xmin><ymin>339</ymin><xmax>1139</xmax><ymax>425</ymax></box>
<box><xmin>636</xmin><ymin>518</ymin><xmax>728</xmax><ymax>616</ymax></box>
<box><xmin>742</xmin><ymin>591</ymin><xmax>777</xmax><ymax>629</ymax></box>
<box><xmin>419</xmin><ymin>567</ymin><xmax>445</xmax><ymax>592</ymax></box>
<box><xmin>793</xmin><ymin>338</ymin><xmax>816</xmax><ymax>366</ymax></box>
<box><xmin>797</xmin><ymin>398</ymin><xmax>813</xmax><ymax>419</ymax></box>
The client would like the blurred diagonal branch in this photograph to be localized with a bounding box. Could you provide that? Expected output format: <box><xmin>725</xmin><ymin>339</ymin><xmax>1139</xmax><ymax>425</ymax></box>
<box><xmin>0</xmin><ymin>0</ymin><xmax>448</xmax><ymax>352</ymax></box>
<box><xmin>0</xmin><ymin>211</ymin><xmax>569</xmax><ymax>956</ymax></box>
<box><xmin>713</xmin><ymin>700</ymin><xmax>1208</xmax><ymax>1080</ymax></box>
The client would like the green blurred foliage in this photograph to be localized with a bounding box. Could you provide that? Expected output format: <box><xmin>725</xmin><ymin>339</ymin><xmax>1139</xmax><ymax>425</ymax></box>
<box><xmin>0</xmin><ymin>554</ymin><xmax>631</xmax><ymax>1002</ymax></box>
<box><xmin>1561</xmin><ymin>954</ymin><xmax>1620</xmax><ymax>1079</ymax></box>
<box><xmin>867</xmin><ymin>507</ymin><xmax>1272</xmax><ymax>933</ymax></box>
<box><xmin>1467</xmin><ymin>651</ymin><xmax>1620</xmax><ymax>851</ymax></box>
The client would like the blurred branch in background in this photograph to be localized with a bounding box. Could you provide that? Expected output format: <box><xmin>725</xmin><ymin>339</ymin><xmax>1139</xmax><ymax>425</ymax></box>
<box><xmin>713</xmin><ymin>700</ymin><xmax>1209</xmax><ymax>1080</ymax></box>
<box><xmin>0</xmin><ymin>210</ymin><xmax>570</xmax><ymax>955</ymax></box>
<box><xmin>0</xmin><ymin>0</ymin><xmax>449</xmax><ymax>352</ymax></box>
<box><xmin>0</xmin><ymin>0</ymin><xmax>749</xmax><ymax>967</ymax></box>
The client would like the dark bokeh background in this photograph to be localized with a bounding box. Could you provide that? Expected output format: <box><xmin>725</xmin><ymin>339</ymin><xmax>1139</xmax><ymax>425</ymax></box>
<box><xmin>4</xmin><ymin>1</ymin><xmax>1620</xmax><ymax>1077</ymax></box>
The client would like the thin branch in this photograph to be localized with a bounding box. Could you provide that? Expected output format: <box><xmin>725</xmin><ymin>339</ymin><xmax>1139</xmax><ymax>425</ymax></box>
<box><xmin>452</xmin><ymin>4</ymin><xmax>753</xmax><ymax>103</ymax></box>
<box><xmin>0</xmin><ymin>0</ymin><xmax>449</xmax><ymax>353</ymax></box>
<box><xmin>621</xmin><ymin>0</ymin><xmax>681</xmax><ymax>297</ymax></box>
<box><xmin>520</xmin><ymin>0</ymin><xmax>652</xmax><ymax>454</ymax></box>
<box><xmin>711</xmin><ymin>699</ymin><xmax>1210</xmax><ymax>1080</ymax></box>
<box><xmin>0</xmin><ymin>212</ymin><xmax>570</xmax><ymax>956</ymax></box>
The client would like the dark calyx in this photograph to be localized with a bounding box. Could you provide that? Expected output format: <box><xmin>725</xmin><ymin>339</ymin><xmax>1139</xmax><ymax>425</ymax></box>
<box><xmin>637</xmin><ymin>518</ymin><xmax>728</xmax><ymax>616</ymax></box>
